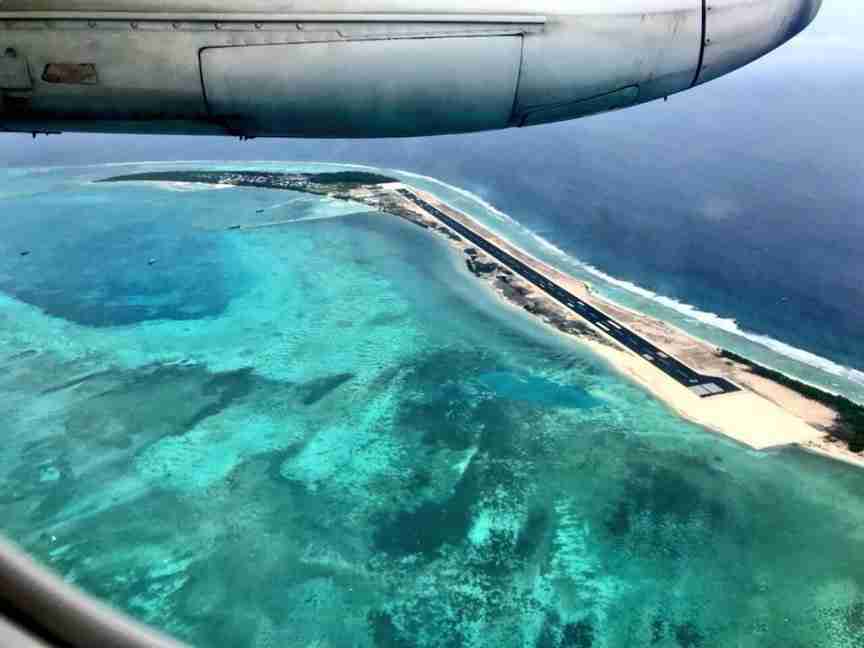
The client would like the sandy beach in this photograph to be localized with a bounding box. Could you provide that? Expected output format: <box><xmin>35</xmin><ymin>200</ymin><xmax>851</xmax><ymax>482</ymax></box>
<box><xmin>372</xmin><ymin>183</ymin><xmax>864</xmax><ymax>469</ymax></box>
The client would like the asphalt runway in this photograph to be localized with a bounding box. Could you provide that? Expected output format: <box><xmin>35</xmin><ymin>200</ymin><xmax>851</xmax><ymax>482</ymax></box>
<box><xmin>398</xmin><ymin>189</ymin><xmax>739</xmax><ymax>398</ymax></box>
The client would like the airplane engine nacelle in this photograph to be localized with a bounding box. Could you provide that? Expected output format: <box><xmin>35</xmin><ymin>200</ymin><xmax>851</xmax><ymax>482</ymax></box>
<box><xmin>0</xmin><ymin>0</ymin><xmax>822</xmax><ymax>138</ymax></box>
<box><xmin>693</xmin><ymin>0</ymin><xmax>823</xmax><ymax>85</ymax></box>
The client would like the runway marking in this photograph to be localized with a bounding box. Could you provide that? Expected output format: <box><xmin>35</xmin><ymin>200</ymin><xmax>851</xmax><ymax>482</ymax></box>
<box><xmin>397</xmin><ymin>188</ymin><xmax>740</xmax><ymax>398</ymax></box>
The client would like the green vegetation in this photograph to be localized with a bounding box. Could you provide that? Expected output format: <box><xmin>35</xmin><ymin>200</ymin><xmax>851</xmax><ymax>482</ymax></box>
<box><xmin>100</xmin><ymin>170</ymin><xmax>397</xmax><ymax>187</ymax></box>
<box><xmin>306</xmin><ymin>171</ymin><xmax>396</xmax><ymax>185</ymax></box>
<box><xmin>720</xmin><ymin>350</ymin><xmax>864</xmax><ymax>453</ymax></box>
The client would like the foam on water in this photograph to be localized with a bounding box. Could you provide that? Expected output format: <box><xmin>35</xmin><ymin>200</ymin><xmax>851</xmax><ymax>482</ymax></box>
<box><xmin>576</xmin><ymin>260</ymin><xmax>864</xmax><ymax>387</ymax></box>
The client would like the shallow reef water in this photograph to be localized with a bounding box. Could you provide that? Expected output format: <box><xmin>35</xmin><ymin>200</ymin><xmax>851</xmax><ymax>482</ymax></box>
<box><xmin>0</xmin><ymin>165</ymin><xmax>863</xmax><ymax>648</ymax></box>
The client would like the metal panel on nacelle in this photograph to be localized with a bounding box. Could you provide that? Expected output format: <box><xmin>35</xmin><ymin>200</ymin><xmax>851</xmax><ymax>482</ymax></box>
<box><xmin>201</xmin><ymin>37</ymin><xmax>523</xmax><ymax>137</ymax></box>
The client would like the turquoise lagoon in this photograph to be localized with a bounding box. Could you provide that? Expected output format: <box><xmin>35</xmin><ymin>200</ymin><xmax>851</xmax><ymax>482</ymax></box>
<box><xmin>0</xmin><ymin>164</ymin><xmax>862</xmax><ymax>648</ymax></box>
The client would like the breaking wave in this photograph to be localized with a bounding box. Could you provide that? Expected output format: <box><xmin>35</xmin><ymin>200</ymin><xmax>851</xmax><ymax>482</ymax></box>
<box><xmin>393</xmin><ymin>169</ymin><xmax>515</xmax><ymax>225</ymax></box>
<box><xmin>386</xmin><ymin>166</ymin><xmax>864</xmax><ymax>393</ymax></box>
<box><xmin>575</xmin><ymin>260</ymin><xmax>864</xmax><ymax>389</ymax></box>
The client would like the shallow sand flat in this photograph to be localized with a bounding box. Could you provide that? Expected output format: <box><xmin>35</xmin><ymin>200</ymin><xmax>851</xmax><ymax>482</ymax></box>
<box><xmin>574</xmin><ymin>289</ymin><xmax>844</xmax><ymax>431</ymax></box>
<box><xmin>401</xmin><ymin>186</ymin><xmax>864</xmax><ymax>468</ymax></box>
<box><xmin>583</xmin><ymin>339</ymin><xmax>819</xmax><ymax>447</ymax></box>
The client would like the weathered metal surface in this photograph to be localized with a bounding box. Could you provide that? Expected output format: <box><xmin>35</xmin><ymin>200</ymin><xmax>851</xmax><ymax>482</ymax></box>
<box><xmin>0</xmin><ymin>11</ymin><xmax>547</xmax><ymax>24</ymax></box>
<box><xmin>0</xmin><ymin>47</ymin><xmax>31</xmax><ymax>90</ymax></box>
<box><xmin>202</xmin><ymin>36</ymin><xmax>522</xmax><ymax>137</ymax></box>
<box><xmin>520</xmin><ymin>86</ymin><xmax>640</xmax><ymax>126</ymax></box>
<box><xmin>41</xmin><ymin>62</ymin><xmax>98</xmax><ymax>84</ymax></box>
<box><xmin>0</xmin><ymin>0</ymin><xmax>822</xmax><ymax>137</ymax></box>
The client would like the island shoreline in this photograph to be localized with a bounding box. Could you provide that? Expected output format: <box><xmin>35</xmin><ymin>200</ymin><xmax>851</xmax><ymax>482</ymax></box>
<box><xmin>98</xmin><ymin>169</ymin><xmax>864</xmax><ymax>468</ymax></box>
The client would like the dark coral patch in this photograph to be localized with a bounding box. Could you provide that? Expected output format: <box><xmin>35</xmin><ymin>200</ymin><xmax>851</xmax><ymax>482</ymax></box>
<box><xmin>368</xmin><ymin>610</ymin><xmax>413</xmax><ymax>648</ymax></box>
<box><xmin>295</xmin><ymin>372</ymin><xmax>354</xmax><ymax>405</ymax></box>
<box><xmin>562</xmin><ymin>620</ymin><xmax>595</xmax><ymax>648</ymax></box>
<box><xmin>674</xmin><ymin>621</ymin><xmax>703</xmax><ymax>648</ymax></box>
<box><xmin>371</xmin><ymin>457</ymin><xmax>479</xmax><ymax>558</ymax></box>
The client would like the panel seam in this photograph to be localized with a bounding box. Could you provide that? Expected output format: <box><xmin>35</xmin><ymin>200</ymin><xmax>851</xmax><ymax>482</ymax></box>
<box><xmin>509</xmin><ymin>34</ymin><xmax>526</xmax><ymax>126</ymax></box>
<box><xmin>690</xmin><ymin>0</ymin><xmax>707</xmax><ymax>88</ymax></box>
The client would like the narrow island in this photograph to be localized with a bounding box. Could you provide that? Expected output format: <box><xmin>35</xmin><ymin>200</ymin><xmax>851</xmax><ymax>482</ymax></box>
<box><xmin>99</xmin><ymin>170</ymin><xmax>864</xmax><ymax>466</ymax></box>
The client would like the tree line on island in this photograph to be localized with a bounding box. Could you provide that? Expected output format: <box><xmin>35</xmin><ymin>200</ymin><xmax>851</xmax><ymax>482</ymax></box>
<box><xmin>720</xmin><ymin>350</ymin><xmax>864</xmax><ymax>453</ymax></box>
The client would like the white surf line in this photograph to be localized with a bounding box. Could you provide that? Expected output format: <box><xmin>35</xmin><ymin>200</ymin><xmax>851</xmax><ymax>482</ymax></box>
<box><xmin>387</xmin><ymin>170</ymin><xmax>864</xmax><ymax>397</ymax></box>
